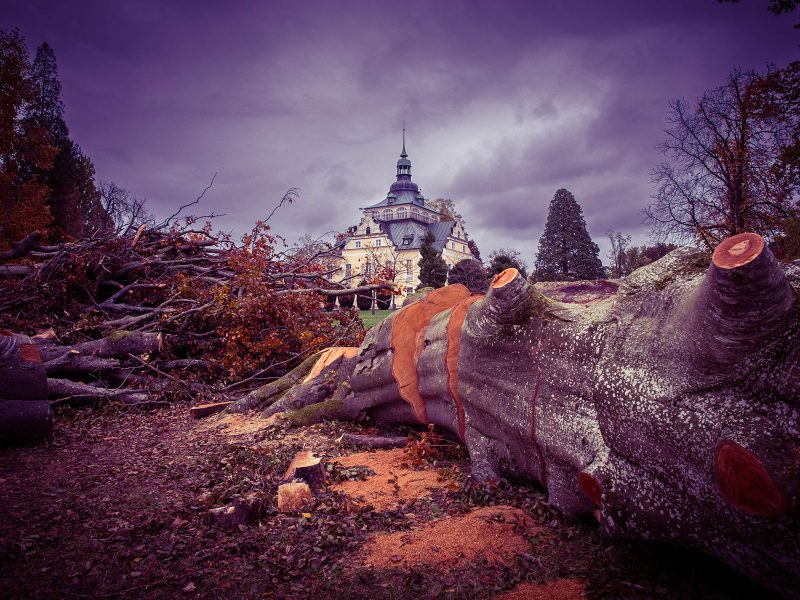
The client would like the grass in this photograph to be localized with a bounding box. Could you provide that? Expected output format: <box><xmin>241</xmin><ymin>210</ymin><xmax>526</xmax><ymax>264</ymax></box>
<box><xmin>358</xmin><ymin>309</ymin><xmax>394</xmax><ymax>330</ymax></box>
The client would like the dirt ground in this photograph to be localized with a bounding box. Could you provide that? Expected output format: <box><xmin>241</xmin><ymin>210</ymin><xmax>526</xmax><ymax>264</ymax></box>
<box><xmin>0</xmin><ymin>406</ymin><xmax>780</xmax><ymax>599</ymax></box>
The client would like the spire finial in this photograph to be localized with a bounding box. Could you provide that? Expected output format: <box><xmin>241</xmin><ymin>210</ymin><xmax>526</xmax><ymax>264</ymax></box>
<box><xmin>401</xmin><ymin>121</ymin><xmax>407</xmax><ymax>157</ymax></box>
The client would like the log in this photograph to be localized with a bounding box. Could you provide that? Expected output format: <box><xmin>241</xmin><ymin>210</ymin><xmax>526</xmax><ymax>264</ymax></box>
<box><xmin>338</xmin><ymin>433</ymin><xmax>409</xmax><ymax>449</ymax></box>
<box><xmin>38</xmin><ymin>331</ymin><xmax>163</xmax><ymax>362</ymax></box>
<box><xmin>42</xmin><ymin>352</ymin><xmax>121</xmax><ymax>376</ymax></box>
<box><xmin>0</xmin><ymin>333</ymin><xmax>48</xmax><ymax>400</ymax></box>
<box><xmin>258</xmin><ymin>233</ymin><xmax>800</xmax><ymax>596</ymax></box>
<box><xmin>0</xmin><ymin>400</ymin><xmax>53</xmax><ymax>446</ymax></box>
<box><xmin>189</xmin><ymin>401</ymin><xmax>233</xmax><ymax>418</ymax></box>
<box><xmin>47</xmin><ymin>378</ymin><xmax>150</xmax><ymax>405</ymax></box>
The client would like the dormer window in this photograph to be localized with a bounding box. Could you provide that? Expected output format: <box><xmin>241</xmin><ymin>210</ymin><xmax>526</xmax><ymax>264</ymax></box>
<box><xmin>402</xmin><ymin>236</ymin><xmax>412</xmax><ymax>246</ymax></box>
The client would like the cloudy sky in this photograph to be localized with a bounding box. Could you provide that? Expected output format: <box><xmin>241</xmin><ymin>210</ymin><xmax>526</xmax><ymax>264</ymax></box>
<box><xmin>3</xmin><ymin>1</ymin><xmax>798</xmax><ymax>263</ymax></box>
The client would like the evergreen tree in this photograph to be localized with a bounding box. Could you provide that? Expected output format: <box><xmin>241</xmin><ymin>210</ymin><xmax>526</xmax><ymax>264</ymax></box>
<box><xmin>467</xmin><ymin>238</ymin><xmax>481</xmax><ymax>261</ymax></box>
<box><xmin>0</xmin><ymin>29</ymin><xmax>56</xmax><ymax>247</ymax></box>
<box><xmin>25</xmin><ymin>42</ymin><xmax>106</xmax><ymax>240</ymax></box>
<box><xmin>534</xmin><ymin>188</ymin><xmax>604</xmax><ymax>281</ymax></box>
<box><xmin>417</xmin><ymin>230</ymin><xmax>447</xmax><ymax>289</ymax></box>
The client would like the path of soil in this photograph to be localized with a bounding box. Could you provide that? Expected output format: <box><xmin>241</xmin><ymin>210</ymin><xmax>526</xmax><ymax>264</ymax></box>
<box><xmin>0</xmin><ymin>407</ymin><xmax>780</xmax><ymax>599</ymax></box>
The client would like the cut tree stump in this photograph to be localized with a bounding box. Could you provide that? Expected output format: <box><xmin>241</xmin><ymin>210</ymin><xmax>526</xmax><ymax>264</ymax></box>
<box><xmin>206</xmin><ymin>493</ymin><xmax>270</xmax><ymax>529</ymax></box>
<box><xmin>189</xmin><ymin>401</ymin><xmax>233</xmax><ymax>419</ymax></box>
<box><xmin>277</xmin><ymin>481</ymin><xmax>313</xmax><ymax>512</ymax></box>
<box><xmin>282</xmin><ymin>451</ymin><xmax>326</xmax><ymax>488</ymax></box>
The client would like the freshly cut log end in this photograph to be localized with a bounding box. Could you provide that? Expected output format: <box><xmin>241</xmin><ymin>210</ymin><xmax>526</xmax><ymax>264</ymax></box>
<box><xmin>491</xmin><ymin>268</ymin><xmax>518</xmax><ymax>289</ymax></box>
<box><xmin>712</xmin><ymin>233</ymin><xmax>765</xmax><ymax>270</ymax></box>
<box><xmin>715</xmin><ymin>440</ymin><xmax>785</xmax><ymax>517</ymax></box>
<box><xmin>277</xmin><ymin>481</ymin><xmax>313</xmax><ymax>512</ymax></box>
<box><xmin>700</xmin><ymin>233</ymin><xmax>794</xmax><ymax>367</ymax></box>
<box><xmin>0</xmin><ymin>400</ymin><xmax>53</xmax><ymax>446</ymax></box>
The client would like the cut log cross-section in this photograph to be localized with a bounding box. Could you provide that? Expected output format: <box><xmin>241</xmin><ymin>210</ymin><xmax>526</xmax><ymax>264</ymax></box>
<box><xmin>237</xmin><ymin>232</ymin><xmax>800</xmax><ymax>595</ymax></box>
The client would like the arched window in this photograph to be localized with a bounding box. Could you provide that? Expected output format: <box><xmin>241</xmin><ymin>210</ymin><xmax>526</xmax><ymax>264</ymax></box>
<box><xmin>397</xmin><ymin>207</ymin><xmax>407</xmax><ymax>219</ymax></box>
<box><xmin>411</xmin><ymin>207</ymin><xmax>421</xmax><ymax>221</ymax></box>
<box><xmin>383</xmin><ymin>209</ymin><xmax>392</xmax><ymax>221</ymax></box>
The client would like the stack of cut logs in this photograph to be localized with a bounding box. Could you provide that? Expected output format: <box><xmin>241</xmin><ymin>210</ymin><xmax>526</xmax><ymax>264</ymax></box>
<box><xmin>0</xmin><ymin>331</ymin><xmax>52</xmax><ymax>445</ymax></box>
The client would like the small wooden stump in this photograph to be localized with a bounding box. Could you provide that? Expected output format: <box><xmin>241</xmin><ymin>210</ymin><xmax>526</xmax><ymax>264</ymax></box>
<box><xmin>206</xmin><ymin>492</ymin><xmax>269</xmax><ymax>529</ymax></box>
<box><xmin>277</xmin><ymin>481</ymin><xmax>313</xmax><ymax>513</ymax></box>
<box><xmin>282</xmin><ymin>451</ymin><xmax>326</xmax><ymax>488</ymax></box>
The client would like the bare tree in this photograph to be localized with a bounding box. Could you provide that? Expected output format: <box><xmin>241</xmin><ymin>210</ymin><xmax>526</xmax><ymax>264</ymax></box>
<box><xmin>99</xmin><ymin>181</ymin><xmax>154</xmax><ymax>236</ymax></box>
<box><xmin>646</xmin><ymin>68</ymin><xmax>798</xmax><ymax>251</ymax></box>
<box><xmin>606</xmin><ymin>231</ymin><xmax>631</xmax><ymax>278</ymax></box>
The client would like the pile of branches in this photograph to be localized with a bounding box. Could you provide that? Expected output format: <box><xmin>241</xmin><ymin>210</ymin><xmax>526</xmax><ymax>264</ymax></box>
<box><xmin>0</xmin><ymin>214</ymin><xmax>392</xmax><ymax>410</ymax></box>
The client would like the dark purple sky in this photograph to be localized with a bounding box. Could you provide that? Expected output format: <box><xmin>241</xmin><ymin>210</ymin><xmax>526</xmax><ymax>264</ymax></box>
<box><xmin>3</xmin><ymin>1</ymin><xmax>798</xmax><ymax>262</ymax></box>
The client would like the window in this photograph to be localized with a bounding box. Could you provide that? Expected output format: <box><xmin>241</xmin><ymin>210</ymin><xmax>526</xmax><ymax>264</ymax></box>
<box><xmin>355</xmin><ymin>241</ymin><xmax>361</xmax><ymax>248</ymax></box>
<box><xmin>405</xmin><ymin>259</ymin><xmax>413</xmax><ymax>282</ymax></box>
<box><xmin>366</xmin><ymin>227</ymin><xmax>371</xmax><ymax>235</ymax></box>
<box><xmin>383</xmin><ymin>209</ymin><xmax>392</xmax><ymax>221</ymax></box>
<box><xmin>406</xmin><ymin>287</ymin><xmax>413</xmax><ymax>295</ymax></box>
<box><xmin>411</xmin><ymin>207</ymin><xmax>421</xmax><ymax>220</ymax></box>
<box><xmin>397</xmin><ymin>207</ymin><xmax>407</xmax><ymax>219</ymax></box>
<box><xmin>365</xmin><ymin>260</ymin><xmax>373</xmax><ymax>277</ymax></box>
<box><xmin>461</xmin><ymin>244</ymin><xmax>466</xmax><ymax>253</ymax></box>
<box><xmin>376</xmin><ymin>239</ymin><xmax>381</xmax><ymax>246</ymax></box>
<box><xmin>402</xmin><ymin>237</ymin><xmax>412</xmax><ymax>246</ymax></box>
<box><xmin>451</xmin><ymin>242</ymin><xmax>456</xmax><ymax>249</ymax></box>
<box><xmin>345</xmin><ymin>263</ymin><xmax>352</xmax><ymax>277</ymax></box>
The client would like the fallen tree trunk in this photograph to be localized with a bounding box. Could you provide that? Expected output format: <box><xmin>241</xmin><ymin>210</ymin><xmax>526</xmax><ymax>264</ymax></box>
<box><xmin>242</xmin><ymin>233</ymin><xmax>800</xmax><ymax>596</ymax></box>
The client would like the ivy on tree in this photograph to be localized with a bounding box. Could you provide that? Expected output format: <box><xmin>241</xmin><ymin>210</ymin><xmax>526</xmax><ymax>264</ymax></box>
<box><xmin>417</xmin><ymin>230</ymin><xmax>448</xmax><ymax>289</ymax></box>
<box><xmin>534</xmin><ymin>188</ymin><xmax>604</xmax><ymax>281</ymax></box>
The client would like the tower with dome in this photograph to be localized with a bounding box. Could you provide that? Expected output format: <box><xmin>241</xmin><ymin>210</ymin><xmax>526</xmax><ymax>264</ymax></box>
<box><xmin>334</xmin><ymin>129</ymin><xmax>476</xmax><ymax>305</ymax></box>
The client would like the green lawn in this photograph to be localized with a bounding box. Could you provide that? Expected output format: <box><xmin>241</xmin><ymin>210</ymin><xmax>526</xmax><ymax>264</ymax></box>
<box><xmin>358</xmin><ymin>309</ymin><xmax>394</xmax><ymax>330</ymax></box>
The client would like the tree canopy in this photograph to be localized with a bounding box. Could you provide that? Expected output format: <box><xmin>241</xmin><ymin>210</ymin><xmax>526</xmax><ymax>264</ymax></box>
<box><xmin>417</xmin><ymin>230</ymin><xmax>448</xmax><ymax>289</ymax></box>
<box><xmin>534</xmin><ymin>189</ymin><xmax>604</xmax><ymax>281</ymax></box>
<box><xmin>447</xmin><ymin>259</ymin><xmax>487</xmax><ymax>293</ymax></box>
<box><xmin>487</xmin><ymin>248</ymin><xmax>528</xmax><ymax>278</ymax></box>
<box><xmin>646</xmin><ymin>66</ymin><xmax>799</xmax><ymax>250</ymax></box>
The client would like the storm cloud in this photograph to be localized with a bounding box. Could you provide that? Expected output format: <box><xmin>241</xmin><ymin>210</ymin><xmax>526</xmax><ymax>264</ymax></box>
<box><xmin>3</xmin><ymin>0</ymin><xmax>797</xmax><ymax>262</ymax></box>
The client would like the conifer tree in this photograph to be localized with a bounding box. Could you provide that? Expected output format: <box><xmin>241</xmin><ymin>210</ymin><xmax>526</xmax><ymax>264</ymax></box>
<box><xmin>534</xmin><ymin>188</ymin><xmax>604</xmax><ymax>281</ymax></box>
<box><xmin>417</xmin><ymin>230</ymin><xmax>448</xmax><ymax>289</ymax></box>
<box><xmin>26</xmin><ymin>42</ymin><xmax>106</xmax><ymax>240</ymax></box>
<box><xmin>0</xmin><ymin>29</ymin><xmax>56</xmax><ymax>247</ymax></box>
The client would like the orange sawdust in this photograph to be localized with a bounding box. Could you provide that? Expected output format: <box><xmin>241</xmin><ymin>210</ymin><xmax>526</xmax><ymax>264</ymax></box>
<box><xmin>360</xmin><ymin>505</ymin><xmax>542</xmax><ymax>569</ymax></box>
<box><xmin>330</xmin><ymin>447</ymin><xmax>447</xmax><ymax>510</ymax></box>
<box><xmin>492</xmin><ymin>579</ymin><xmax>587</xmax><ymax>600</ymax></box>
<box><xmin>197</xmin><ymin>411</ymin><xmax>285</xmax><ymax>438</ymax></box>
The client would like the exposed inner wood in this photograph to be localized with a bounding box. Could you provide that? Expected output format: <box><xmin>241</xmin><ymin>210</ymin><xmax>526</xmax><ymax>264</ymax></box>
<box><xmin>445</xmin><ymin>295</ymin><xmax>484</xmax><ymax>440</ymax></box>
<box><xmin>302</xmin><ymin>347</ymin><xmax>359</xmax><ymax>384</ymax></box>
<box><xmin>390</xmin><ymin>285</ymin><xmax>470</xmax><ymax>423</ymax></box>
<box><xmin>715</xmin><ymin>440</ymin><xmax>785</xmax><ymax>517</ymax></box>
<box><xmin>712</xmin><ymin>232</ymin><xmax>764</xmax><ymax>269</ymax></box>
<box><xmin>491</xmin><ymin>267</ymin><xmax>519</xmax><ymax>289</ymax></box>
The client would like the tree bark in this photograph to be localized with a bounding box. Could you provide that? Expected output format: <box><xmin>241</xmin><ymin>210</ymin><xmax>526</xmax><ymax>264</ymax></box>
<box><xmin>0</xmin><ymin>400</ymin><xmax>53</xmax><ymax>446</ymax></box>
<box><xmin>255</xmin><ymin>233</ymin><xmax>800</xmax><ymax>596</ymax></box>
